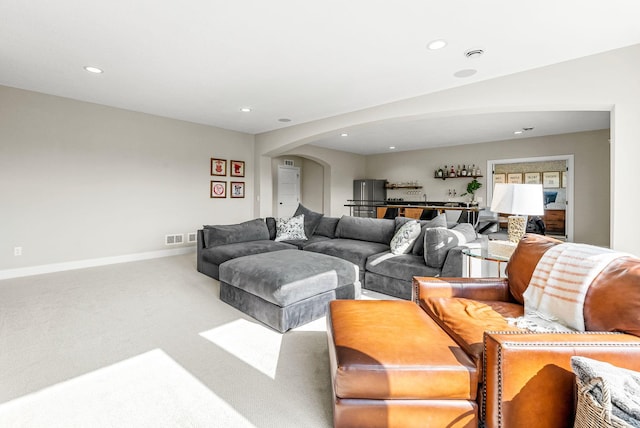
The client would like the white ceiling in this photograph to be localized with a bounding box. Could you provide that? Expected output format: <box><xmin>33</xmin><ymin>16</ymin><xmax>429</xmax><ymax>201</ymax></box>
<box><xmin>1</xmin><ymin>1</ymin><xmax>637</xmax><ymax>153</ymax></box>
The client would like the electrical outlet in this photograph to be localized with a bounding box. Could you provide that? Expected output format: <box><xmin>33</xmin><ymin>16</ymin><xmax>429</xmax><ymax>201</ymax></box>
<box><xmin>14</xmin><ymin>247</ymin><xmax>22</xmax><ymax>256</ymax></box>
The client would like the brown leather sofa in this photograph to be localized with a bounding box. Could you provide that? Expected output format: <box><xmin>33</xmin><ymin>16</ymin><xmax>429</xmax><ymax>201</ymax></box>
<box><xmin>327</xmin><ymin>234</ymin><xmax>640</xmax><ymax>427</ymax></box>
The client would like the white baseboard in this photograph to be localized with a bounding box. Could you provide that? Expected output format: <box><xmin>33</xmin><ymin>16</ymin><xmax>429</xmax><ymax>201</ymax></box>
<box><xmin>0</xmin><ymin>247</ymin><xmax>196</xmax><ymax>280</ymax></box>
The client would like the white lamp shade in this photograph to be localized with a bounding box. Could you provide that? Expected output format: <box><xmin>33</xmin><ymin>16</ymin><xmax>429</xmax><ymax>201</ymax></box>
<box><xmin>490</xmin><ymin>183</ymin><xmax>544</xmax><ymax>216</ymax></box>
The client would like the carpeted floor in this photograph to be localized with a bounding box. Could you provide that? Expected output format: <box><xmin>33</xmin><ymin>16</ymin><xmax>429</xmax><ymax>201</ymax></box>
<box><xmin>0</xmin><ymin>253</ymin><xmax>393</xmax><ymax>427</ymax></box>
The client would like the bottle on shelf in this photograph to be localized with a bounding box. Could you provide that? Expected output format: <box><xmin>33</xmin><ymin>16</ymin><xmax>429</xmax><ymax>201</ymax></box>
<box><xmin>471</xmin><ymin>164</ymin><xmax>476</xmax><ymax>176</ymax></box>
<box><xmin>449</xmin><ymin>165</ymin><xmax>456</xmax><ymax>178</ymax></box>
<box><xmin>438</xmin><ymin>166</ymin><xmax>445</xmax><ymax>178</ymax></box>
<box><xmin>461</xmin><ymin>165</ymin><xmax>467</xmax><ymax>176</ymax></box>
<box><xmin>476</xmin><ymin>165</ymin><xmax>482</xmax><ymax>176</ymax></box>
<box><xmin>457</xmin><ymin>165</ymin><xmax>461</xmax><ymax>176</ymax></box>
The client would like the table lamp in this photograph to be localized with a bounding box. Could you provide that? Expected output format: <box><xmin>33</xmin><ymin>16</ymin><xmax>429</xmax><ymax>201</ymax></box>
<box><xmin>490</xmin><ymin>183</ymin><xmax>544</xmax><ymax>243</ymax></box>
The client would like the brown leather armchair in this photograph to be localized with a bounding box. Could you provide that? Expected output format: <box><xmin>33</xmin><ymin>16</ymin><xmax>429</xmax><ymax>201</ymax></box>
<box><xmin>413</xmin><ymin>234</ymin><xmax>640</xmax><ymax>428</ymax></box>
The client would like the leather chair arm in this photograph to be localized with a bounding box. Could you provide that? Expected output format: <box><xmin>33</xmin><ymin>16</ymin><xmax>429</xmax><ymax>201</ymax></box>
<box><xmin>412</xmin><ymin>276</ymin><xmax>511</xmax><ymax>303</ymax></box>
<box><xmin>482</xmin><ymin>331</ymin><xmax>640</xmax><ymax>428</ymax></box>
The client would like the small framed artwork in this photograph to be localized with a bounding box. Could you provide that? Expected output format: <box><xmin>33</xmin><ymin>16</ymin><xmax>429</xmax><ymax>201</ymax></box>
<box><xmin>561</xmin><ymin>171</ymin><xmax>567</xmax><ymax>188</ymax></box>
<box><xmin>230</xmin><ymin>160</ymin><xmax>245</xmax><ymax>177</ymax></box>
<box><xmin>211</xmin><ymin>158</ymin><xmax>227</xmax><ymax>176</ymax></box>
<box><xmin>543</xmin><ymin>171</ymin><xmax>561</xmax><ymax>188</ymax></box>
<box><xmin>524</xmin><ymin>172</ymin><xmax>541</xmax><ymax>184</ymax></box>
<box><xmin>210</xmin><ymin>181</ymin><xmax>227</xmax><ymax>198</ymax></box>
<box><xmin>493</xmin><ymin>173</ymin><xmax>506</xmax><ymax>184</ymax></box>
<box><xmin>507</xmin><ymin>173</ymin><xmax>523</xmax><ymax>184</ymax></box>
<box><xmin>230</xmin><ymin>181</ymin><xmax>245</xmax><ymax>198</ymax></box>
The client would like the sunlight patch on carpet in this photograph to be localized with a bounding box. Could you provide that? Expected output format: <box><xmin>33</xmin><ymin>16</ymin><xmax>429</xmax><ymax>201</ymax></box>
<box><xmin>200</xmin><ymin>319</ymin><xmax>283</xmax><ymax>379</ymax></box>
<box><xmin>0</xmin><ymin>349</ymin><xmax>255</xmax><ymax>428</ymax></box>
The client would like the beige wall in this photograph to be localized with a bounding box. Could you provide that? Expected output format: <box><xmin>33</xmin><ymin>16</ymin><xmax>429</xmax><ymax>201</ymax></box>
<box><xmin>0</xmin><ymin>86</ymin><xmax>254</xmax><ymax>271</ymax></box>
<box><xmin>279</xmin><ymin>145</ymin><xmax>366</xmax><ymax>217</ymax></box>
<box><xmin>365</xmin><ymin>130</ymin><xmax>610</xmax><ymax>246</ymax></box>
<box><xmin>255</xmin><ymin>44</ymin><xmax>640</xmax><ymax>255</ymax></box>
<box><xmin>270</xmin><ymin>155</ymin><xmax>324</xmax><ymax>214</ymax></box>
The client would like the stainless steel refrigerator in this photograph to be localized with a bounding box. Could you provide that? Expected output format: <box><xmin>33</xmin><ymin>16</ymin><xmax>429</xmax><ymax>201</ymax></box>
<box><xmin>352</xmin><ymin>179</ymin><xmax>387</xmax><ymax>217</ymax></box>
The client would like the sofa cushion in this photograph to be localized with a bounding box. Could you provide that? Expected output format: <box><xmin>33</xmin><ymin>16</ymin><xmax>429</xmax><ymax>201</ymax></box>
<box><xmin>424</xmin><ymin>223</ymin><xmax>477</xmax><ymax>268</ymax></box>
<box><xmin>366</xmin><ymin>251</ymin><xmax>442</xmax><ymax>280</ymax></box>
<box><xmin>423</xmin><ymin>296</ymin><xmax>524</xmax><ymax>367</ymax></box>
<box><xmin>281</xmin><ymin>235</ymin><xmax>331</xmax><ymax>249</ymax></box>
<box><xmin>203</xmin><ymin>218</ymin><xmax>270</xmax><ymax>247</ymax></box>
<box><xmin>389</xmin><ymin>220</ymin><xmax>421</xmax><ymax>255</ymax></box>
<box><xmin>412</xmin><ymin>213</ymin><xmax>448</xmax><ymax>256</ymax></box>
<box><xmin>335</xmin><ymin>216</ymin><xmax>395</xmax><ymax>245</ymax></box>
<box><xmin>201</xmin><ymin>240</ymin><xmax>297</xmax><ymax>266</ymax></box>
<box><xmin>304</xmin><ymin>238</ymin><xmax>390</xmax><ymax>273</ymax></box>
<box><xmin>314</xmin><ymin>216</ymin><xmax>340</xmax><ymax>238</ymax></box>
<box><xmin>294</xmin><ymin>203</ymin><xmax>324</xmax><ymax>238</ymax></box>
<box><xmin>275</xmin><ymin>214</ymin><xmax>307</xmax><ymax>241</ymax></box>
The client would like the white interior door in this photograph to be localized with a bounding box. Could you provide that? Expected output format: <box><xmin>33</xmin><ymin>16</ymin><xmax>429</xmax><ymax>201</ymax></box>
<box><xmin>277</xmin><ymin>166</ymin><xmax>300</xmax><ymax>218</ymax></box>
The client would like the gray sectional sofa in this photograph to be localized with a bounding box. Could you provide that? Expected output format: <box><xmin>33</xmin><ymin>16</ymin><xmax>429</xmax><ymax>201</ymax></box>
<box><xmin>197</xmin><ymin>205</ymin><xmax>480</xmax><ymax>300</ymax></box>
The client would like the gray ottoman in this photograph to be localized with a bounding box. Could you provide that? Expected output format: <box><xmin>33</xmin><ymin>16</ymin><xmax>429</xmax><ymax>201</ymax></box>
<box><xmin>219</xmin><ymin>250</ymin><xmax>360</xmax><ymax>332</ymax></box>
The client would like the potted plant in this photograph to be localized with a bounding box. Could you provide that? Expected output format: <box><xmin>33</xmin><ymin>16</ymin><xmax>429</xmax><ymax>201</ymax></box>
<box><xmin>461</xmin><ymin>179</ymin><xmax>482</xmax><ymax>203</ymax></box>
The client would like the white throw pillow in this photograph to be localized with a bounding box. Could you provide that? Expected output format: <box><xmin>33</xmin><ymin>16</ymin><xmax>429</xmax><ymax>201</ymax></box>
<box><xmin>275</xmin><ymin>214</ymin><xmax>308</xmax><ymax>241</ymax></box>
<box><xmin>390</xmin><ymin>220</ymin><xmax>421</xmax><ymax>255</ymax></box>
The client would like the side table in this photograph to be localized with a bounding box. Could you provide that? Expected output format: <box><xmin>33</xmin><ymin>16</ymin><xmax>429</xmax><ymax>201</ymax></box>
<box><xmin>461</xmin><ymin>247</ymin><xmax>511</xmax><ymax>278</ymax></box>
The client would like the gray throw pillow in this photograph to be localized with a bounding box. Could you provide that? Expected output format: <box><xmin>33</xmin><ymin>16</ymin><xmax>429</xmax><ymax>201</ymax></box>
<box><xmin>315</xmin><ymin>216</ymin><xmax>340</xmax><ymax>238</ymax></box>
<box><xmin>203</xmin><ymin>218</ymin><xmax>270</xmax><ymax>247</ymax></box>
<box><xmin>294</xmin><ymin>203</ymin><xmax>324</xmax><ymax>238</ymax></box>
<box><xmin>424</xmin><ymin>223</ymin><xmax>477</xmax><ymax>268</ymax></box>
<box><xmin>412</xmin><ymin>213</ymin><xmax>448</xmax><ymax>256</ymax></box>
<box><xmin>266</xmin><ymin>217</ymin><xmax>277</xmax><ymax>240</ymax></box>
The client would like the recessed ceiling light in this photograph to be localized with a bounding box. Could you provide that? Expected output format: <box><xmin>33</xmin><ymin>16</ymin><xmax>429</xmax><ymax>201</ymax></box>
<box><xmin>278</xmin><ymin>118</ymin><xmax>291</xmax><ymax>122</ymax></box>
<box><xmin>514</xmin><ymin>130</ymin><xmax>523</xmax><ymax>135</ymax></box>
<box><xmin>427</xmin><ymin>39</ymin><xmax>447</xmax><ymax>50</ymax></box>
<box><xmin>389</xmin><ymin>146</ymin><xmax>396</xmax><ymax>150</ymax></box>
<box><xmin>240</xmin><ymin>107</ymin><xmax>252</xmax><ymax>112</ymax></box>
<box><xmin>453</xmin><ymin>69</ymin><xmax>477</xmax><ymax>78</ymax></box>
<box><xmin>341</xmin><ymin>133</ymin><xmax>348</xmax><ymax>137</ymax></box>
<box><xmin>83</xmin><ymin>66</ymin><xmax>103</xmax><ymax>74</ymax></box>
<box><xmin>523</xmin><ymin>127</ymin><xmax>535</xmax><ymax>131</ymax></box>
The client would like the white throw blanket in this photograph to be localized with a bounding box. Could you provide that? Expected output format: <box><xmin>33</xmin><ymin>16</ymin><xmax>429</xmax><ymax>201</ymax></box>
<box><xmin>510</xmin><ymin>243</ymin><xmax>627</xmax><ymax>332</ymax></box>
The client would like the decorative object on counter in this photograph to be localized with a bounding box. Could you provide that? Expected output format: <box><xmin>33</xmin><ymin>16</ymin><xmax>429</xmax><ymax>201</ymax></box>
<box><xmin>460</xmin><ymin>178</ymin><xmax>482</xmax><ymax>203</ymax></box>
<box><xmin>490</xmin><ymin>183</ymin><xmax>544</xmax><ymax>243</ymax></box>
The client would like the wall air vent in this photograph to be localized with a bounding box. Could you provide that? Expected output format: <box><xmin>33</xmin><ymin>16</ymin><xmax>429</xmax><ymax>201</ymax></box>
<box><xmin>465</xmin><ymin>49</ymin><xmax>484</xmax><ymax>59</ymax></box>
<box><xmin>165</xmin><ymin>234</ymin><xmax>184</xmax><ymax>245</ymax></box>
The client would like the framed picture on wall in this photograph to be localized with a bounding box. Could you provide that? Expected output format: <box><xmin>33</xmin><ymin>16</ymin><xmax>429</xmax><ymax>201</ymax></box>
<box><xmin>561</xmin><ymin>171</ymin><xmax>567</xmax><ymax>188</ymax></box>
<box><xmin>543</xmin><ymin>171</ymin><xmax>561</xmax><ymax>188</ymax></box>
<box><xmin>211</xmin><ymin>158</ymin><xmax>227</xmax><ymax>176</ymax></box>
<box><xmin>507</xmin><ymin>173</ymin><xmax>523</xmax><ymax>184</ymax></box>
<box><xmin>210</xmin><ymin>181</ymin><xmax>227</xmax><ymax>198</ymax></box>
<box><xmin>230</xmin><ymin>160</ymin><xmax>245</xmax><ymax>177</ymax></box>
<box><xmin>493</xmin><ymin>173</ymin><xmax>506</xmax><ymax>184</ymax></box>
<box><xmin>230</xmin><ymin>181</ymin><xmax>245</xmax><ymax>198</ymax></box>
<box><xmin>524</xmin><ymin>172</ymin><xmax>541</xmax><ymax>184</ymax></box>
